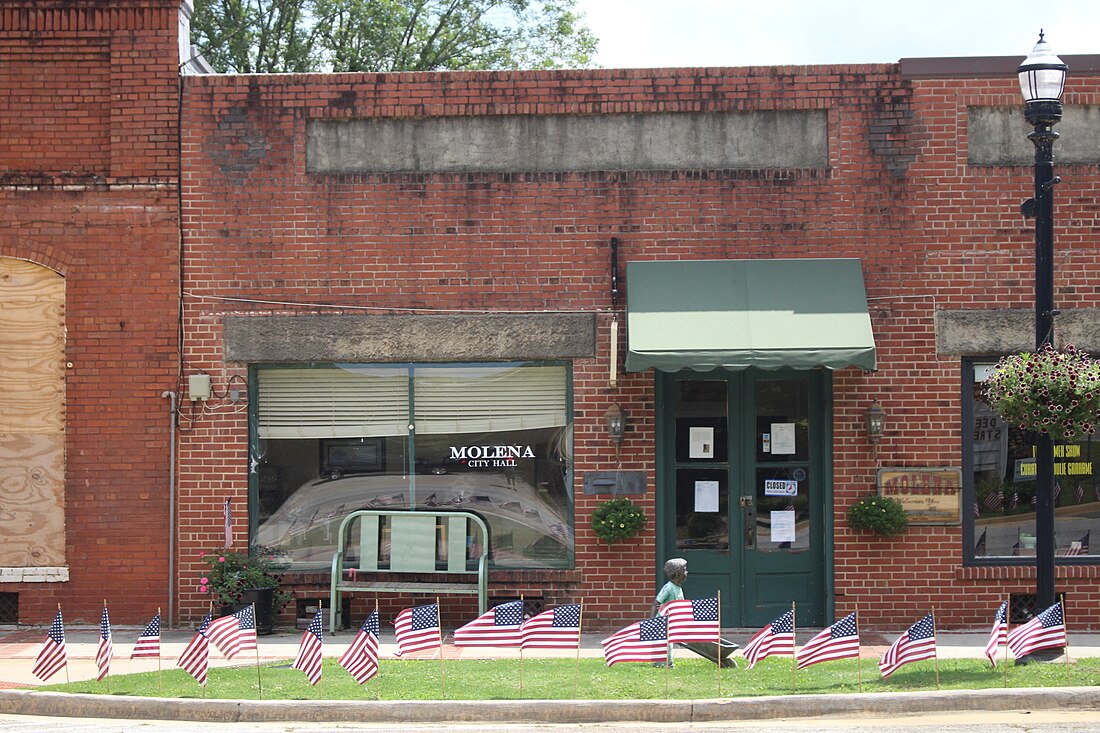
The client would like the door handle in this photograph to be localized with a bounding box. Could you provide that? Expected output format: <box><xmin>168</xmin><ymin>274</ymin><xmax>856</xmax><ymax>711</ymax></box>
<box><xmin>740</xmin><ymin>496</ymin><xmax>755</xmax><ymax>549</ymax></box>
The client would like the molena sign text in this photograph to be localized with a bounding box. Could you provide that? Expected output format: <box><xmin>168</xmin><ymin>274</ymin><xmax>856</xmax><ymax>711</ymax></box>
<box><xmin>876</xmin><ymin>467</ymin><xmax>962</xmax><ymax>525</ymax></box>
<box><xmin>450</xmin><ymin>445</ymin><xmax>534</xmax><ymax>468</ymax></box>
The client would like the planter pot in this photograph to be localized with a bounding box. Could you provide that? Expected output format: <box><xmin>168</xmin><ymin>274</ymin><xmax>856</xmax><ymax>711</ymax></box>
<box><xmin>220</xmin><ymin>586</ymin><xmax>275</xmax><ymax>635</ymax></box>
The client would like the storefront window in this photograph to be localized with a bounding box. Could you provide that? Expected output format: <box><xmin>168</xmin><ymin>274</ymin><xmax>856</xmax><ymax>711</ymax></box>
<box><xmin>252</xmin><ymin>363</ymin><xmax>573</xmax><ymax>570</ymax></box>
<box><xmin>967</xmin><ymin>361</ymin><xmax>1097</xmax><ymax>561</ymax></box>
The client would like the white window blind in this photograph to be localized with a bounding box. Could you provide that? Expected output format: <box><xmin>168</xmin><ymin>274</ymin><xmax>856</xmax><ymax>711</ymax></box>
<box><xmin>257</xmin><ymin>368</ymin><xmax>409</xmax><ymax>439</ymax></box>
<box><xmin>413</xmin><ymin>365</ymin><xmax>567</xmax><ymax>435</ymax></box>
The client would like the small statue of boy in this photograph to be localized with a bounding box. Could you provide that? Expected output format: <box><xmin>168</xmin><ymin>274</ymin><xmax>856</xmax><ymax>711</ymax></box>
<box><xmin>651</xmin><ymin>558</ymin><xmax>687</xmax><ymax>667</ymax></box>
<box><xmin>652</xmin><ymin>557</ymin><xmax>688</xmax><ymax>616</ymax></box>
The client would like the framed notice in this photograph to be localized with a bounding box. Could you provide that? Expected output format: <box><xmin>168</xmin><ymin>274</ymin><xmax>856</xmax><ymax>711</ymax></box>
<box><xmin>771</xmin><ymin>423</ymin><xmax>796</xmax><ymax>454</ymax></box>
<box><xmin>694</xmin><ymin>480</ymin><xmax>720</xmax><ymax>513</ymax></box>
<box><xmin>876</xmin><ymin>467</ymin><xmax>962</xmax><ymax>525</ymax></box>
<box><xmin>689</xmin><ymin>427</ymin><xmax>714</xmax><ymax>459</ymax></box>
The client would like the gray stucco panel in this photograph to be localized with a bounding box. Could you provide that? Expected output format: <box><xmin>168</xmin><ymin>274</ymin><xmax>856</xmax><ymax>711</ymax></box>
<box><xmin>307</xmin><ymin>111</ymin><xmax>828</xmax><ymax>173</ymax></box>
<box><xmin>224</xmin><ymin>313</ymin><xmax>597</xmax><ymax>363</ymax></box>
<box><xmin>968</xmin><ymin>106</ymin><xmax>1100</xmax><ymax>165</ymax></box>
<box><xmin>936</xmin><ymin>308</ymin><xmax>1100</xmax><ymax>355</ymax></box>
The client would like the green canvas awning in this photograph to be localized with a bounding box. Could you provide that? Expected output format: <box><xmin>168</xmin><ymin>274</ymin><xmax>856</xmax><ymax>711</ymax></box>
<box><xmin>625</xmin><ymin>259</ymin><xmax>877</xmax><ymax>372</ymax></box>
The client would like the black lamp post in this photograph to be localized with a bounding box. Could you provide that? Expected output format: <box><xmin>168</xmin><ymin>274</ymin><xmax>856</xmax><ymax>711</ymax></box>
<box><xmin>1018</xmin><ymin>31</ymin><xmax>1068</xmax><ymax>610</ymax></box>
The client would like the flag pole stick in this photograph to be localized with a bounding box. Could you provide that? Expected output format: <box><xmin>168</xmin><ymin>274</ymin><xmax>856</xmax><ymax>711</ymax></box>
<box><xmin>574</xmin><ymin>601</ymin><xmax>584</xmax><ymax>700</ymax></box>
<box><xmin>157</xmin><ymin>606</ymin><xmax>163</xmax><ymax>694</ymax></box>
<box><xmin>59</xmin><ymin>603</ymin><xmax>69</xmax><ymax>685</ymax></box>
<box><xmin>374</xmin><ymin>600</ymin><xmax>381</xmax><ymax>701</ymax></box>
<box><xmin>1002</xmin><ymin>597</ymin><xmax>1010</xmax><ymax>688</ymax></box>
<box><xmin>664</xmin><ymin>632</ymin><xmax>669</xmax><ymax>699</ymax></box>
<box><xmin>436</xmin><ymin>598</ymin><xmax>446</xmax><ymax>699</ymax></box>
<box><xmin>103</xmin><ymin>600</ymin><xmax>111</xmax><ymax>695</ymax></box>
<box><xmin>1060</xmin><ymin>593</ymin><xmax>1071</xmax><ymax>681</ymax></box>
<box><xmin>790</xmin><ymin>601</ymin><xmax>797</xmax><ymax>692</ymax></box>
<box><xmin>318</xmin><ymin>599</ymin><xmax>324</xmax><ymax>700</ymax></box>
<box><xmin>716</xmin><ymin>589</ymin><xmax>722</xmax><ymax>698</ymax></box>
<box><xmin>519</xmin><ymin>594</ymin><xmax>525</xmax><ymax>698</ymax></box>
<box><xmin>204</xmin><ymin>601</ymin><xmax>213</xmax><ymax>699</ymax></box>
<box><xmin>251</xmin><ymin>602</ymin><xmax>262</xmax><ymax>699</ymax></box>
<box><xmin>931</xmin><ymin>607</ymin><xmax>940</xmax><ymax>690</ymax></box>
<box><xmin>855</xmin><ymin>608</ymin><xmax>863</xmax><ymax>693</ymax></box>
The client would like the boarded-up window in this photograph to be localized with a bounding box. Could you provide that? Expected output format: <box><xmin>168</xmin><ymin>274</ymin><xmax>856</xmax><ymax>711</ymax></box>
<box><xmin>0</xmin><ymin>258</ymin><xmax>65</xmax><ymax>567</ymax></box>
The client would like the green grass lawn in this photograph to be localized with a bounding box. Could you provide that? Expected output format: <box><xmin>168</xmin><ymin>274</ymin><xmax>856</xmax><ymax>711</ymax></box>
<box><xmin>38</xmin><ymin>655</ymin><xmax>1100</xmax><ymax>701</ymax></box>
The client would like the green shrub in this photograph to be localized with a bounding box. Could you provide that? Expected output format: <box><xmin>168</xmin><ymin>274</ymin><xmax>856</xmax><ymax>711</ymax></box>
<box><xmin>591</xmin><ymin>498</ymin><xmax>647</xmax><ymax>544</ymax></box>
<box><xmin>847</xmin><ymin>493</ymin><xmax>908</xmax><ymax>537</ymax></box>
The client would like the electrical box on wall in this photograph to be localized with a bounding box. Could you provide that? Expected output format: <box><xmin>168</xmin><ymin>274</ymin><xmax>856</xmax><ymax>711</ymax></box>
<box><xmin>188</xmin><ymin>372</ymin><xmax>211</xmax><ymax>401</ymax></box>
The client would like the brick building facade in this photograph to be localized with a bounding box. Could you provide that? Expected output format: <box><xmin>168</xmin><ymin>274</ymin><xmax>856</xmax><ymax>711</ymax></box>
<box><xmin>5</xmin><ymin>1</ymin><xmax>1100</xmax><ymax>632</ymax></box>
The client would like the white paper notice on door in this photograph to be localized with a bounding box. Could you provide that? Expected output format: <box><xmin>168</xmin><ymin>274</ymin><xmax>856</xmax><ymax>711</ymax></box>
<box><xmin>770</xmin><ymin>510</ymin><xmax>796</xmax><ymax>543</ymax></box>
<box><xmin>689</xmin><ymin>427</ymin><xmax>714</xmax><ymax>458</ymax></box>
<box><xmin>771</xmin><ymin>423</ymin><xmax>796</xmax><ymax>455</ymax></box>
<box><xmin>694</xmin><ymin>480</ymin><xmax>720</xmax><ymax>513</ymax></box>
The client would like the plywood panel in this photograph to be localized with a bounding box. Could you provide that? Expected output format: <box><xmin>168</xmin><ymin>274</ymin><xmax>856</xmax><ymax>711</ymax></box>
<box><xmin>0</xmin><ymin>258</ymin><xmax>65</xmax><ymax>566</ymax></box>
<box><xmin>0</xmin><ymin>434</ymin><xmax>65</xmax><ymax>566</ymax></box>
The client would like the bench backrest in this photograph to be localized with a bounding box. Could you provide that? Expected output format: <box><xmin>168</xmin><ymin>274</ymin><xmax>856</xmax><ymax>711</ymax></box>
<box><xmin>334</xmin><ymin>509</ymin><xmax>489</xmax><ymax>574</ymax></box>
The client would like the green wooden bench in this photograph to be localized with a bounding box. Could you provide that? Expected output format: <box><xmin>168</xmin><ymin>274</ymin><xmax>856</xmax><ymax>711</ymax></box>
<box><xmin>329</xmin><ymin>509</ymin><xmax>489</xmax><ymax>633</ymax></box>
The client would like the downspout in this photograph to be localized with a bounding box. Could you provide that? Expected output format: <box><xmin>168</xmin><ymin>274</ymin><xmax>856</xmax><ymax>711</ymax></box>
<box><xmin>162</xmin><ymin>390</ymin><xmax>177</xmax><ymax>627</ymax></box>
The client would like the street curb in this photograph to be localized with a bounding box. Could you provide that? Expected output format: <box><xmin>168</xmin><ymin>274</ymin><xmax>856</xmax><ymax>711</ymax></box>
<box><xmin>2</xmin><ymin>687</ymin><xmax>1100</xmax><ymax>724</ymax></box>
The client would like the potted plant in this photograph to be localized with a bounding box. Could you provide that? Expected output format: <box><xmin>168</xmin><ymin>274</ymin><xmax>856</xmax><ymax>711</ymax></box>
<box><xmin>847</xmin><ymin>493</ymin><xmax>908</xmax><ymax>537</ymax></box>
<box><xmin>198</xmin><ymin>545</ymin><xmax>292</xmax><ymax>634</ymax></box>
<box><xmin>984</xmin><ymin>343</ymin><xmax>1100</xmax><ymax>441</ymax></box>
<box><xmin>591</xmin><ymin>497</ymin><xmax>647</xmax><ymax>544</ymax></box>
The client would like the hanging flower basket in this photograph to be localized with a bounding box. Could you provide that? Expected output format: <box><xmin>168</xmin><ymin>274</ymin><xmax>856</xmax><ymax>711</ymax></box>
<box><xmin>984</xmin><ymin>343</ymin><xmax>1100</xmax><ymax>441</ymax></box>
<box><xmin>847</xmin><ymin>493</ymin><xmax>908</xmax><ymax>537</ymax></box>
<box><xmin>591</xmin><ymin>498</ymin><xmax>647</xmax><ymax>544</ymax></box>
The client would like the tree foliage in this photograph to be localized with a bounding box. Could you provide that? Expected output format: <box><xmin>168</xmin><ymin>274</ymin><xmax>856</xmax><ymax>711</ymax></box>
<box><xmin>190</xmin><ymin>0</ymin><xmax>598</xmax><ymax>74</ymax></box>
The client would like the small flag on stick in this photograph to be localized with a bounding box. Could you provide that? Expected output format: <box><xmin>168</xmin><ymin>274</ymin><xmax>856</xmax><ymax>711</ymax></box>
<box><xmin>293</xmin><ymin>609</ymin><xmax>324</xmax><ymax>686</ymax></box>
<box><xmin>131</xmin><ymin>613</ymin><xmax>161</xmax><ymax>659</ymax></box>
<box><xmin>95</xmin><ymin>603</ymin><xmax>112</xmax><ymax>681</ymax></box>
<box><xmin>32</xmin><ymin>609</ymin><xmax>68</xmax><ymax>682</ymax></box>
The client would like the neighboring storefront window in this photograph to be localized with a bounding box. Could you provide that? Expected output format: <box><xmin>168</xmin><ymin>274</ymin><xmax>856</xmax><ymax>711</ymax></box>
<box><xmin>252</xmin><ymin>363</ymin><xmax>573</xmax><ymax>570</ymax></box>
<box><xmin>966</xmin><ymin>361</ymin><xmax>1097</xmax><ymax>561</ymax></box>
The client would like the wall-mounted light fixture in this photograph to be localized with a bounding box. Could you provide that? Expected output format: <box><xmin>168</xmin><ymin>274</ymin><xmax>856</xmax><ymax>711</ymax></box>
<box><xmin>605</xmin><ymin>403</ymin><xmax>627</xmax><ymax>443</ymax></box>
<box><xmin>865</xmin><ymin>400</ymin><xmax>886</xmax><ymax>444</ymax></box>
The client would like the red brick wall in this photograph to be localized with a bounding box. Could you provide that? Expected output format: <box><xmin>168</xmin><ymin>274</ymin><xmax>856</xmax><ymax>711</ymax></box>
<box><xmin>0</xmin><ymin>1</ymin><xmax>180</xmax><ymax>625</ymax></box>
<box><xmin>176</xmin><ymin>65</ymin><xmax>1100</xmax><ymax>630</ymax></box>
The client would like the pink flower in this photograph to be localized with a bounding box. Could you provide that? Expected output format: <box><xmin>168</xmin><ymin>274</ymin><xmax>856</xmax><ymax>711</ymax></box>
<box><xmin>199</xmin><ymin>584</ymin><xmax>208</xmax><ymax>593</ymax></box>
<box><xmin>200</xmin><ymin>576</ymin><xmax>209</xmax><ymax>584</ymax></box>
<box><xmin>199</xmin><ymin>551</ymin><xmax>206</xmax><ymax>558</ymax></box>
<box><xmin>218</xmin><ymin>556</ymin><xmax>225</xmax><ymax>563</ymax></box>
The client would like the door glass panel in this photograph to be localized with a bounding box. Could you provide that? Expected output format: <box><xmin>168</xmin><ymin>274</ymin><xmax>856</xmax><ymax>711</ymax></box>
<box><xmin>755</xmin><ymin>379</ymin><xmax>809</xmax><ymax>462</ymax></box>
<box><xmin>675</xmin><ymin>380</ymin><xmax>728</xmax><ymax>462</ymax></box>
<box><xmin>754</xmin><ymin>378</ymin><xmax>810</xmax><ymax>553</ymax></box>
<box><xmin>675</xmin><ymin>469</ymin><xmax>729</xmax><ymax>550</ymax></box>
<box><xmin>755</xmin><ymin>466</ymin><xmax>810</xmax><ymax>551</ymax></box>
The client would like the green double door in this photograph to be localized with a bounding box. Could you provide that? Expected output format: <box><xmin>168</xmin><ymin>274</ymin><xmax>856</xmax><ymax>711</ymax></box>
<box><xmin>657</xmin><ymin>369</ymin><xmax>830</xmax><ymax>628</ymax></box>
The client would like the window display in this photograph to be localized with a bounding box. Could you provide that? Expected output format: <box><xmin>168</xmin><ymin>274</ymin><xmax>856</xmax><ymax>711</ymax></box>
<box><xmin>253</xmin><ymin>364</ymin><xmax>573</xmax><ymax>570</ymax></box>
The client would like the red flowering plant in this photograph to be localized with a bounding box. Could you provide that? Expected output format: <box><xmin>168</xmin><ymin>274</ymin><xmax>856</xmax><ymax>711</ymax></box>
<box><xmin>198</xmin><ymin>546</ymin><xmax>292</xmax><ymax>611</ymax></box>
<box><xmin>984</xmin><ymin>343</ymin><xmax>1100</xmax><ymax>441</ymax></box>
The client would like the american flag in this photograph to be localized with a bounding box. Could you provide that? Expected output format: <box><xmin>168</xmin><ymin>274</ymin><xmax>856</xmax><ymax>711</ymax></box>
<box><xmin>233</xmin><ymin>605</ymin><xmax>258</xmax><ymax>652</ymax></box>
<box><xmin>742</xmin><ymin>610</ymin><xmax>795</xmax><ymax>670</ymax></box>
<box><xmin>1074</xmin><ymin>482</ymin><xmax>1085</xmax><ymax>505</ymax></box>
<box><xmin>293</xmin><ymin>610</ymin><xmax>324</xmax><ymax>686</ymax></box>
<box><xmin>339</xmin><ymin>610</ymin><xmax>380</xmax><ymax>684</ymax></box>
<box><xmin>32</xmin><ymin>610</ymin><xmax>67</xmax><ymax>682</ymax></box>
<box><xmin>1007</xmin><ymin>601</ymin><xmax>1066</xmax><ymax>660</ymax></box>
<box><xmin>1065</xmin><ymin>531</ymin><xmax>1090</xmax><ymax>556</ymax></box>
<box><xmin>879</xmin><ymin>613</ymin><xmax>936</xmax><ymax>678</ymax></box>
<box><xmin>983</xmin><ymin>491</ymin><xmax>1003</xmax><ymax>511</ymax></box>
<box><xmin>983</xmin><ymin>601</ymin><xmax>1008</xmax><ymax>667</ymax></box>
<box><xmin>394</xmin><ymin>604</ymin><xmax>441</xmax><ymax>656</ymax></box>
<box><xmin>224</xmin><ymin>498</ymin><xmax>233</xmax><ymax>549</ymax></box>
<box><xmin>974</xmin><ymin>529</ymin><xmax>987</xmax><ymax>557</ymax></box>
<box><xmin>662</xmin><ymin>597</ymin><xmax>720</xmax><ymax>643</ymax></box>
<box><xmin>95</xmin><ymin>605</ymin><xmax>112</xmax><ymax>681</ymax></box>
<box><xmin>602</xmin><ymin>616</ymin><xmax>668</xmax><ymax>666</ymax></box>
<box><xmin>520</xmin><ymin>604</ymin><xmax>581</xmax><ymax>649</ymax></box>
<box><xmin>131</xmin><ymin>614</ymin><xmax>161</xmax><ymax>659</ymax></box>
<box><xmin>177</xmin><ymin>613</ymin><xmax>212</xmax><ymax>686</ymax></box>
<box><xmin>796</xmin><ymin>612</ymin><xmax>859</xmax><ymax>669</ymax></box>
<box><xmin>206</xmin><ymin>611</ymin><xmax>243</xmax><ymax>659</ymax></box>
<box><xmin>453</xmin><ymin>600</ymin><xmax>524</xmax><ymax>647</ymax></box>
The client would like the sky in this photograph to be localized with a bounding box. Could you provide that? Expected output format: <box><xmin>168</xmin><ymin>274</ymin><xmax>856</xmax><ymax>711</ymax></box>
<box><xmin>574</xmin><ymin>0</ymin><xmax>1099</xmax><ymax>69</ymax></box>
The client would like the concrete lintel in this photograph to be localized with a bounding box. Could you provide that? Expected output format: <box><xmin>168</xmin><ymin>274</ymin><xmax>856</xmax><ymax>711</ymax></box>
<box><xmin>936</xmin><ymin>308</ymin><xmax>1100</xmax><ymax>355</ymax></box>
<box><xmin>224</xmin><ymin>313</ymin><xmax>597</xmax><ymax>363</ymax></box>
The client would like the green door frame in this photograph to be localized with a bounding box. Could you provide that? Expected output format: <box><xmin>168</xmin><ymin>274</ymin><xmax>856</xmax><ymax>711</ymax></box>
<box><xmin>654</xmin><ymin>368</ymin><xmax>836</xmax><ymax>626</ymax></box>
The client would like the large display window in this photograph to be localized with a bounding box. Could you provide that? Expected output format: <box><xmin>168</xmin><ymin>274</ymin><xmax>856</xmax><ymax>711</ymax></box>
<box><xmin>252</xmin><ymin>363</ymin><xmax>573</xmax><ymax>570</ymax></box>
<box><xmin>965</xmin><ymin>360</ymin><xmax>1097</xmax><ymax>561</ymax></box>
